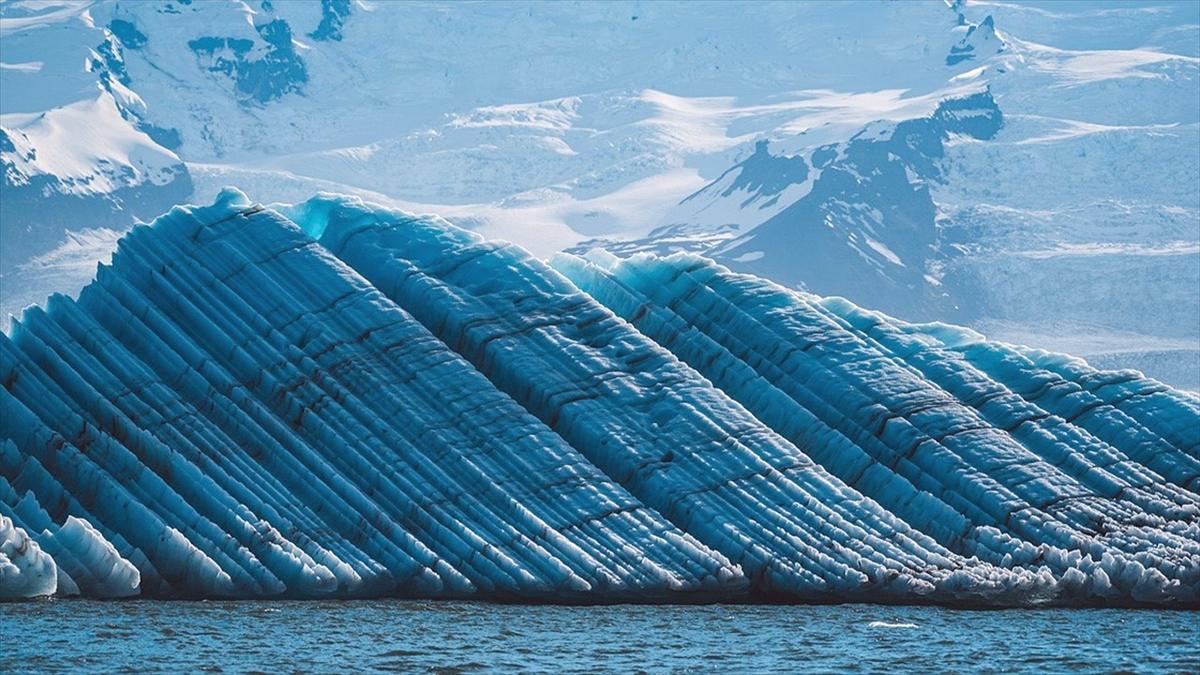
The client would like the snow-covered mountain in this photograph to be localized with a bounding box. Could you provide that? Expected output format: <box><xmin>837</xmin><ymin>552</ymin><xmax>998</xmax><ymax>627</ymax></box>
<box><xmin>575</xmin><ymin>2</ymin><xmax>1200</xmax><ymax>388</ymax></box>
<box><xmin>1</xmin><ymin>0</ymin><xmax>1197</xmax><ymax>387</ymax></box>
<box><xmin>696</xmin><ymin>90</ymin><xmax>1005</xmax><ymax>323</ymax></box>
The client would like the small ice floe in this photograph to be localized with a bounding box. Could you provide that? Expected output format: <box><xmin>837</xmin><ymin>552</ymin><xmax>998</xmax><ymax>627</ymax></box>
<box><xmin>867</xmin><ymin>621</ymin><xmax>918</xmax><ymax>629</ymax></box>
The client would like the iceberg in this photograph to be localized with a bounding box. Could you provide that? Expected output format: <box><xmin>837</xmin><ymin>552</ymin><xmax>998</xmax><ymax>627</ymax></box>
<box><xmin>0</xmin><ymin>190</ymin><xmax>740</xmax><ymax>600</ymax></box>
<box><xmin>552</xmin><ymin>250</ymin><xmax>1200</xmax><ymax>603</ymax></box>
<box><xmin>1</xmin><ymin>189</ymin><xmax>1196</xmax><ymax>605</ymax></box>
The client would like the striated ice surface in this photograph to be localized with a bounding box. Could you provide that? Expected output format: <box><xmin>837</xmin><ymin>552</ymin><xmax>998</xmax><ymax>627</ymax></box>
<box><xmin>1</xmin><ymin>189</ymin><xmax>740</xmax><ymax>601</ymax></box>
<box><xmin>553</xmin><ymin>250</ymin><xmax>1200</xmax><ymax>604</ymax></box>
<box><xmin>2</xmin><ymin>190</ymin><xmax>1197</xmax><ymax>605</ymax></box>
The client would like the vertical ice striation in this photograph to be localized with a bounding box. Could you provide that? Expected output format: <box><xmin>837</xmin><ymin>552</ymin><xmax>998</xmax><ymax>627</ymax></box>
<box><xmin>552</xmin><ymin>251</ymin><xmax>1200</xmax><ymax>603</ymax></box>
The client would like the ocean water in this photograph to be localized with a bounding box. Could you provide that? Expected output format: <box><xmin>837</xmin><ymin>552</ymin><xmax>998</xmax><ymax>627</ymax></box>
<box><xmin>2</xmin><ymin>601</ymin><xmax>1197</xmax><ymax>673</ymax></box>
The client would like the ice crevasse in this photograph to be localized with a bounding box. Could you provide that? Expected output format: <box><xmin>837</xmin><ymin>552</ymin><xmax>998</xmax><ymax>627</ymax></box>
<box><xmin>1</xmin><ymin>188</ymin><xmax>1196</xmax><ymax>605</ymax></box>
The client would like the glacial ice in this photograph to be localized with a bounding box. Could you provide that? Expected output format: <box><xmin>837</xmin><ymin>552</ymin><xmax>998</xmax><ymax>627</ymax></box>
<box><xmin>0</xmin><ymin>189</ymin><xmax>739</xmax><ymax>600</ymax></box>
<box><xmin>1</xmin><ymin>189</ymin><xmax>1196</xmax><ymax>605</ymax></box>
<box><xmin>0</xmin><ymin>515</ymin><xmax>57</xmax><ymax>599</ymax></box>
<box><xmin>552</xmin><ymin>250</ymin><xmax>1200</xmax><ymax>603</ymax></box>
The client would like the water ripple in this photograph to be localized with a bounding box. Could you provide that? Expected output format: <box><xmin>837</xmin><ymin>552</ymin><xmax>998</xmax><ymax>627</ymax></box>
<box><xmin>1</xmin><ymin>601</ymin><xmax>1197</xmax><ymax>673</ymax></box>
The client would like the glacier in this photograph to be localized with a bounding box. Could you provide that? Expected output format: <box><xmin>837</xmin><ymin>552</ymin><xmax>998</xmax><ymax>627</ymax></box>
<box><xmin>1</xmin><ymin>189</ymin><xmax>1197</xmax><ymax>605</ymax></box>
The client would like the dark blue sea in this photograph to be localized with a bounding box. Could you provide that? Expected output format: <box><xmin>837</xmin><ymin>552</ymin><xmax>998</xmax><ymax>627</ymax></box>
<box><xmin>2</xmin><ymin>601</ymin><xmax>1197</xmax><ymax>673</ymax></box>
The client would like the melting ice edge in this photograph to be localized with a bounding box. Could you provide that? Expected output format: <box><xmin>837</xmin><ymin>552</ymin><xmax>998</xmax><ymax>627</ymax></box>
<box><xmin>2</xmin><ymin>189</ymin><xmax>1197</xmax><ymax>606</ymax></box>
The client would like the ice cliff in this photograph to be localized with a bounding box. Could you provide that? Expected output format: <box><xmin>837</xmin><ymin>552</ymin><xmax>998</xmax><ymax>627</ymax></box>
<box><xmin>2</xmin><ymin>190</ymin><xmax>1197</xmax><ymax>605</ymax></box>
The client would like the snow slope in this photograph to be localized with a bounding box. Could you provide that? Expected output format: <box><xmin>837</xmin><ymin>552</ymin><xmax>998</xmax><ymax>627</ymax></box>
<box><xmin>1</xmin><ymin>1</ymin><xmax>1023</xmax><ymax>312</ymax></box>
<box><xmin>1</xmin><ymin>0</ymin><xmax>191</xmax><ymax>318</ymax></box>
<box><xmin>2</xmin><ymin>191</ymin><xmax>1197</xmax><ymax>604</ymax></box>
<box><xmin>614</xmin><ymin>4</ymin><xmax>1200</xmax><ymax>388</ymax></box>
<box><xmin>1</xmin><ymin>0</ymin><xmax>1197</xmax><ymax>388</ymax></box>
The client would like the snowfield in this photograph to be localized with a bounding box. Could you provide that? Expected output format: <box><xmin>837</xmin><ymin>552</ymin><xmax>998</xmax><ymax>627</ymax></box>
<box><xmin>2</xmin><ymin>0</ymin><xmax>1194</xmax><ymax>389</ymax></box>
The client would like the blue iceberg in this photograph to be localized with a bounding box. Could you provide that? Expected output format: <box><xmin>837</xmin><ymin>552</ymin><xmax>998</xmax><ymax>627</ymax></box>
<box><xmin>1</xmin><ymin>189</ymin><xmax>1196</xmax><ymax>605</ymax></box>
<box><xmin>553</xmin><ymin>249</ymin><xmax>1200</xmax><ymax>604</ymax></box>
